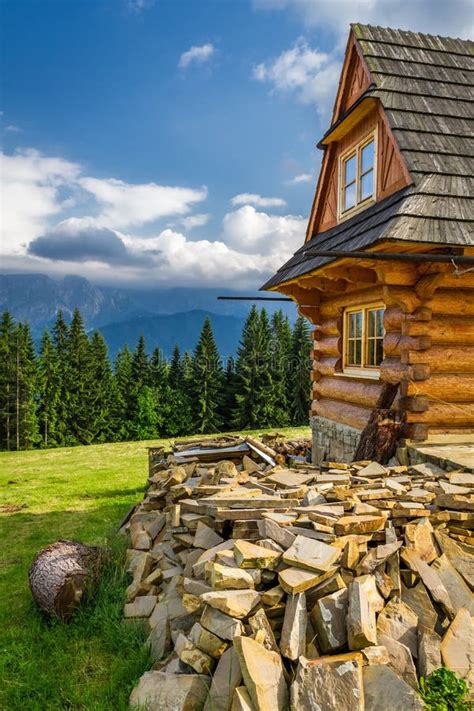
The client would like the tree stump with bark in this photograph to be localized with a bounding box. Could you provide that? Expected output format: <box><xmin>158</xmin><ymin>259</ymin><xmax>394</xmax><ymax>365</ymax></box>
<box><xmin>28</xmin><ymin>540</ymin><xmax>103</xmax><ymax>620</ymax></box>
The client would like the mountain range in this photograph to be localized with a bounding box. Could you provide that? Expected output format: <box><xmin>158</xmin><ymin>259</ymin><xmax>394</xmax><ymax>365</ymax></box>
<box><xmin>0</xmin><ymin>273</ymin><xmax>296</xmax><ymax>358</ymax></box>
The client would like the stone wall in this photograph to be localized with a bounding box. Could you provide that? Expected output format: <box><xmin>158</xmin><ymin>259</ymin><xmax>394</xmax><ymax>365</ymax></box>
<box><xmin>311</xmin><ymin>416</ymin><xmax>361</xmax><ymax>464</ymax></box>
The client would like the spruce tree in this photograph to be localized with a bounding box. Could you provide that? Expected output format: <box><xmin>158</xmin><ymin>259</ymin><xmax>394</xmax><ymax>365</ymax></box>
<box><xmin>270</xmin><ymin>310</ymin><xmax>292</xmax><ymax>426</ymax></box>
<box><xmin>88</xmin><ymin>331</ymin><xmax>115</xmax><ymax>443</ymax></box>
<box><xmin>51</xmin><ymin>310</ymin><xmax>70</xmax><ymax>445</ymax></box>
<box><xmin>168</xmin><ymin>345</ymin><xmax>183</xmax><ymax>389</ymax></box>
<box><xmin>288</xmin><ymin>316</ymin><xmax>312</xmax><ymax>425</ymax></box>
<box><xmin>37</xmin><ymin>330</ymin><xmax>61</xmax><ymax>447</ymax></box>
<box><xmin>233</xmin><ymin>307</ymin><xmax>276</xmax><ymax>430</ymax></box>
<box><xmin>134</xmin><ymin>386</ymin><xmax>159</xmax><ymax>440</ymax></box>
<box><xmin>150</xmin><ymin>347</ymin><xmax>169</xmax><ymax>436</ymax></box>
<box><xmin>113</xmin><ymin>345</ymin><xmax>134</xmax><ymax>440</ymax></box>
<box><xmin>162</xmin><ymin>345</ymin><xmax>193</xmax><ymax>437</ymax></box>
<box><xmin>0</xmin><ymin>312</ymin><xmax>16</xmax><ymax>450</ymax></box>
<box><xmin>65</xmin><ymin>309</ymin><xmax>93</xmax><ymax>444</ymax></box>
<box><xmin>190</xmin><ymin>317</ymin><xmax>224</xmax><ymax>433</ymax></box>
<box><xmin>12</xmin><ymin>322</ymin><xmax>39</xmax><ymax>450</ymax></box>
<box><xmin>131</xmin><ymin>335</ymin><xmax>150</xmax><ymax>389</ymax></box>
<box><xmin>222</xmin><ymin>356</ymin><xmax>237</xmax><ymax>430</ymax></box>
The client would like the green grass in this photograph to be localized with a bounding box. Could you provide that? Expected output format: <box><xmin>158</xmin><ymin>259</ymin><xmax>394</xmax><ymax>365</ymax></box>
<box><xmin>0</xmin><ymin>427</ymin><xmax>310</xmax><ymax>710</ymax></box>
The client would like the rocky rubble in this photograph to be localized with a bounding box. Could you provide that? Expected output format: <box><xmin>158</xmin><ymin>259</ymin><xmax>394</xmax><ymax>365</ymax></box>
<box><xmin>124</xmin><ymin>436</ymin><xmax>474</xmax><ymax>710</ymax></box>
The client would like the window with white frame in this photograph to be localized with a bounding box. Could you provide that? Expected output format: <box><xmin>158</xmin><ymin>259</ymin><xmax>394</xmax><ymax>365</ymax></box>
<box><xmin>339</xmin><ymin>134</ymin><xmax>376</xmax><ymax>218</ymax></box>
<box><xmin>343</xmin><ymin>304</ymin><xmax>384</xmax><ymax>374</ymax></box>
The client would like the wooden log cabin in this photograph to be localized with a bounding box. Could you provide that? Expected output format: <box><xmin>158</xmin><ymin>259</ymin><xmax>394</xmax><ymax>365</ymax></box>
<box><xmin>262</xmin><ymin>24</ymin><xmax>474</xmax><ymax>463</ymax></box>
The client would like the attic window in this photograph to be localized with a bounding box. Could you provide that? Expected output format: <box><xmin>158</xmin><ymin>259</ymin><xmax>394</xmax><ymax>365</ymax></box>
<box><xmin>339</xmin><ymin>134</ymin><xmax>376</xmax><ymax>219</ymax></box>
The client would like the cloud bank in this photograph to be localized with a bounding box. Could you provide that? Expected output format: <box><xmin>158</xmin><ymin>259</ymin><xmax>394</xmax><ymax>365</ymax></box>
<box><xmin>1</xmin><ymin>147</ymin><xmax>305</xmax><ymax>289</ymax></box>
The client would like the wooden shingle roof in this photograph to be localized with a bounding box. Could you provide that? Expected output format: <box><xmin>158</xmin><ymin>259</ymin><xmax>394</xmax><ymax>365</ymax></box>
<box><xmin>262</xmin><ymin>24</ymin><xmax>474</xmax><ymax>291</ymax></box>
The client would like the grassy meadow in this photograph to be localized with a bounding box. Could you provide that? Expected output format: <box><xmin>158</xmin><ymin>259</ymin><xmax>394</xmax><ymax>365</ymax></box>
<box><xmin>0</xmin><ymin>427</ymin><xmax>309</xmax><ymax>710</ymax></box>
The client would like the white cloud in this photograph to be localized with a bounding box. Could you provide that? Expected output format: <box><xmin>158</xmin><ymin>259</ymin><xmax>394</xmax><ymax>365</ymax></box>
<box><xmin>179</xmin><ymin>213</ymin><xmax>210</xmax><ymax>230</ymax></box>
<box><xmin>79</xmin><ymin>176</ymin><xmax>207</xmax><ymax>229</ymax></box>
<box><xmin>252</xmin><ymin>0</ymin><xmax>474</xmax><ymax>40</ymax></box>
<box><xmin>222</xmin><ymin>204</ymin><xmax>305</xmax><ymax>256</ymax></box>
<box><xmin>287</xmin><ymin>172</ymin><xmax>313</xmax><ymax>184</ymax></box>
<box><xmin>230</xmin><ymin>193</ymin><xmax>287</xmax><ymax>208</ymax></box>
<box><xmin>253</xmin><ymin>38</ymin><xmax>341</xmax><ymax>113</ymax></box>
<box><xmin>4</xmin><ymin>124</ymin><xmax>21</xmax><ymax>133</ymax></box>
<box><xmin>1</xmin><ymin>147</ymin><xmax>306</xmax><ymax>289</ymax></box>
<box><xmin>178</xmin><ymin>43</ymin><xmax>215</xmax><ymax>70</ymax></box>
<box><xmin>0</xmin><ymin>148</ymin><xmax>81</xmax><ymax>254</ymax></box>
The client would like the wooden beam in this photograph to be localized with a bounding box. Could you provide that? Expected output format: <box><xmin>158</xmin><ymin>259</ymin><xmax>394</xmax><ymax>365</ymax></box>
<box><xmin>404</xmin><ymin>346</ymin><xmax>474</xmax><ymax>373</ymax></box>
<box><xmin>313</xmin><ymin>376</ymin><xmax>384</xmax><ymax>409</ymax></box>
<box><xmin>311</xmin><ymin>398</ymin><xmax>371</xmax><ymax>430</ymax></box>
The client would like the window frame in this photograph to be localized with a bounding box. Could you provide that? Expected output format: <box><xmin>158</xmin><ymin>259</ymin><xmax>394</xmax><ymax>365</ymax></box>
<box><xmin>338</xmin><ymin>130</ymin><xmax>377</xmax><ymax>221</ymax></box>
<box><xmin>342</xmin><ymin>302</ymin><xmax>385</xmax><ymax>378</ymax></box>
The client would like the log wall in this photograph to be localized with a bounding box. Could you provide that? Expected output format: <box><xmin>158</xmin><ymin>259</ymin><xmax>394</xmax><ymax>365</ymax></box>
<box><xmin>311</xmin><ymin>285</ymin><xmax>386</xmax><ymax>432</ymax></box>
<box><xmin>400</xmin><ymin>284</ymin><xmax>474</xmax><ymax>437</ymax></box>
<box><xmin>281</xmin><ymin>258</ymin><xmax>474</xmax><ymax>445</ymax></box>
<box><xmin>306</xmin><ymin>272</ymin><xmax>474</xmax><ymax>443</ymax></box>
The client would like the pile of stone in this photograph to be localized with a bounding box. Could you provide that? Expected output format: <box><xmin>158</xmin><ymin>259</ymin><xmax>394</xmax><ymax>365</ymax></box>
<box><xmin>124</xmin><ymin>437</ymin><xmax>474</xmax><ymax>710</ymax></box>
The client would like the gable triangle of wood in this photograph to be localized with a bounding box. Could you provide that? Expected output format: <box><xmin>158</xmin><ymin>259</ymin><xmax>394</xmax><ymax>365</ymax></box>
<box><xmin>307</xmin><ymin>35</ymin><xmax>412</xmax><ymax>240</ymax></box>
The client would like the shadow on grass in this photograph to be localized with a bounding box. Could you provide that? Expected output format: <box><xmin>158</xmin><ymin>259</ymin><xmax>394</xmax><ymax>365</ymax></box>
<box><xmin>0</xmin><ymin>504</ymin><xmax>151</xmax><ymax>711</ymax></box>
<box><xmin>80</xmin><ymin>487</ymin><xmax>146</xmax><ymax>501</ymax></box>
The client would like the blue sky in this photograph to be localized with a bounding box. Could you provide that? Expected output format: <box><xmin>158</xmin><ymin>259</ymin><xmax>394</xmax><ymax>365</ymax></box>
<box><xmin>1</xmin><ymin>0</ymin><xmax>472</xmax><ymax>289</ymax></box>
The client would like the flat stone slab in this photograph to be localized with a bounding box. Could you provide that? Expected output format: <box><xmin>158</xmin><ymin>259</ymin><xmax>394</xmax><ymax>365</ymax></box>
<box><xmin>129</xmin><ymin>671</ymin><xmax>210</xmax><ymax>711</ymax></box>
<box><xmin>234</xmin><ymin>540</ymin><xmax>282</xmax><ymax>570</ymax></box>
<box><xmin>283</xmin><ymin>535</ymin><xmax>340</xmax><ymax>573</ymax></box>
<box><xmin>363</xmin><ymin>665</ymin><xmax>424</xmax><ymax>710</ymax></box>
<box><xmin>201</xmin><ymin>590</ymin><xmax>261</xmax><ymax>619</ymax></box>
<box><xmin>279</xmin><ymin>566</ymin><xmax>336</xmax><ymax>594</ymax></box>
<box><xmin>311</xmin><ymin>588</ymin><xmax>348</xmax><ymax>654</ymax></box>
<box><xmin>291</xmin><ymin>653</ymin><xmax>364</xmax><ymax>711</ymax></box>
<box><xmin>124</xmin><ymin>594</ymin><xmax>157</xmax><ymax>619</ymax></box>
<box><xmin>440</xmin><ymin>608</ymin><xmax>474</xmax><ymax>689</ymax></box>
<box><xmin>234</xmin><ymin>635</ymin><xmax>288</xmax><ymax>711</ymax></box>
<box><xmin>204</xmin><ymin>647</ymin><xmax>242</xmax><ymax>711</ymax></box>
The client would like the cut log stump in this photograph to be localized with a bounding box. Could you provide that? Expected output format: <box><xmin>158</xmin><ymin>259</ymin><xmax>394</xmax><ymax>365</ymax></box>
<box><xmin>28</xmin><ymin>540</ymin><xmax>103</xmax><ymax>620</ymax></box>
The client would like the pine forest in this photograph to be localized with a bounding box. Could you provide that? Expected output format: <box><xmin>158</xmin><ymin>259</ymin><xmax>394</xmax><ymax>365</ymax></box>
<box><xmin>0</xmin><ymin>306</ymin><xmax>312</xmax><ymax>451</ymax></box>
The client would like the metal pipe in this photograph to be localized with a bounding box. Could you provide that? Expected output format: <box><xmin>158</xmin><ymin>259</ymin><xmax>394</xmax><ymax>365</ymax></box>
<box><xmin>217</xmin><ymin>296</ymin><xmax>292</xmax><ymax>301</ymax></box>
<box><xmin>301</xmin><ymin>248</ymin><xmax>474</xmax><ymax>264</ymax></box>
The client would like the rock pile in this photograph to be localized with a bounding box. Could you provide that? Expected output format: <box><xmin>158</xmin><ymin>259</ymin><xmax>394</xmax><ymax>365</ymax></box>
<box><xmin>124</xmin><ymin>437</ymin><xmax>474</xmax><ymax>710</ymax></box>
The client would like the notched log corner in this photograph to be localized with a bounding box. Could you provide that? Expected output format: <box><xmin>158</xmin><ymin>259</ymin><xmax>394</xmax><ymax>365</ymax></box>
<box><xmin>28</xmin><ymin>539</ymin><xmax>104</xmax><ymax>621</ymax></box>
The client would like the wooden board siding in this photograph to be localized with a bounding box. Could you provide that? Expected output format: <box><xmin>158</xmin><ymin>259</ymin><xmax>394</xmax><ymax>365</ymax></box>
<box><xmin>314</xmin><ymin>105</ymin><xmax>411</xmax><ymax>234</ymax></box>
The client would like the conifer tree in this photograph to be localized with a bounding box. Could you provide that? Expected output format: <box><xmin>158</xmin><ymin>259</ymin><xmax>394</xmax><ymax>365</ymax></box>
<box><xmin>222</xmin><ymin>356</ymin><xmax>237</xmax><ymax>430</ymax></box>
<box><xmin>134</xmin><ymin>386</ymin><xmax>159</xmax><ymax>440</ymax></box>
<box><xmin>88</xmin><ymin>331</ymin><xmax>115</xmax><ymax>442</ymax></box>
<box><xmin>0</xmin><ymin>311</ymin><xmax>16</xmax><ymax>450</ymax></box>
<box><xmin>270</xmin><ymin>310</ymin><xmax>292</xmax><ymax>426</ymax></box>
<box><xmin>114</xmin><ymin>345</ymin><xmax>134</xmax><ymax>440</ymax></box>
<box><xmin>190</xmin><ymin>318</ymin><xmax>224</xmax><ymax>433</ymax></box>
<box><xmin>288</xmin><ymin>316</ymin><xmax>312</xmax><ymax>424</ymax></box>
<box><xmin>12</xmin><ymin>322</ymin><xmax>39</xmax><ymax>450</ymax></box>
<box><xmin>161</xmin><ymin>345</ymin><xmax>193</xmax><ymax>437</ymax></box>
<box><xmin>131</xmin><ymin>335</ymin><xmax>150</xmax><ymax>389</ymax></box>
<box><xmin>233</xmin><ymin>307</ymin><xmax>276</xmax><ymax>429</ymax></box>
<box><xmin>65</xmin><ymin>309</ymin><xmax>93</xmax><ymax>444</ymax></box>
<box><xmin>37</xmin><ymin>330</ymin><xmax>61</xmax><ymax>447</ymax></box>
<box><xmin>51</xmin><ymin>310</ymin><xmax>70</xmax><ymax>445</ymax></box>
<box><xmin>168</xmin><ymin>345</ymin><xmax>183</xmax><ymax>389</ymax></box>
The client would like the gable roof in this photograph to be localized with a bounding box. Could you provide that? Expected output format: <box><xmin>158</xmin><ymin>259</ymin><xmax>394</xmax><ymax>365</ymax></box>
<box><xmin>262</xmin><ymin>24</ymin><xmax>474</xmax><ymax>291</ymax></box>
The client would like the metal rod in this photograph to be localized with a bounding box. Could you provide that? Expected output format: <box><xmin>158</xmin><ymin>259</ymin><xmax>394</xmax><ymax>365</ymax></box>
<box><xmin>217</xmin><ymin>296</ymin><xmax>292</xmax><ymax>301</ymax></box>
<box><xmin>302</xmin><ymin>249</ymin><xmax>474</xmax><ymax>265</ymax></box>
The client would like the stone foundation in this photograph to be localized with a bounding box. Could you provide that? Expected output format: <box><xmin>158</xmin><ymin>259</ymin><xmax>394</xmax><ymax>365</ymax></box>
<box><xmin>311</xmin><ymin>416</ymin><xmax>362</xmax><ymax>464</ymax></box>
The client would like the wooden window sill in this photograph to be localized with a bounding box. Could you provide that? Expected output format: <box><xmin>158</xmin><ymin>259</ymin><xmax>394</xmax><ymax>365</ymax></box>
<box><xmin>335</xmin><ymin>370</ymin><xmax>381</xmax><ymax>381</ymax></box>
